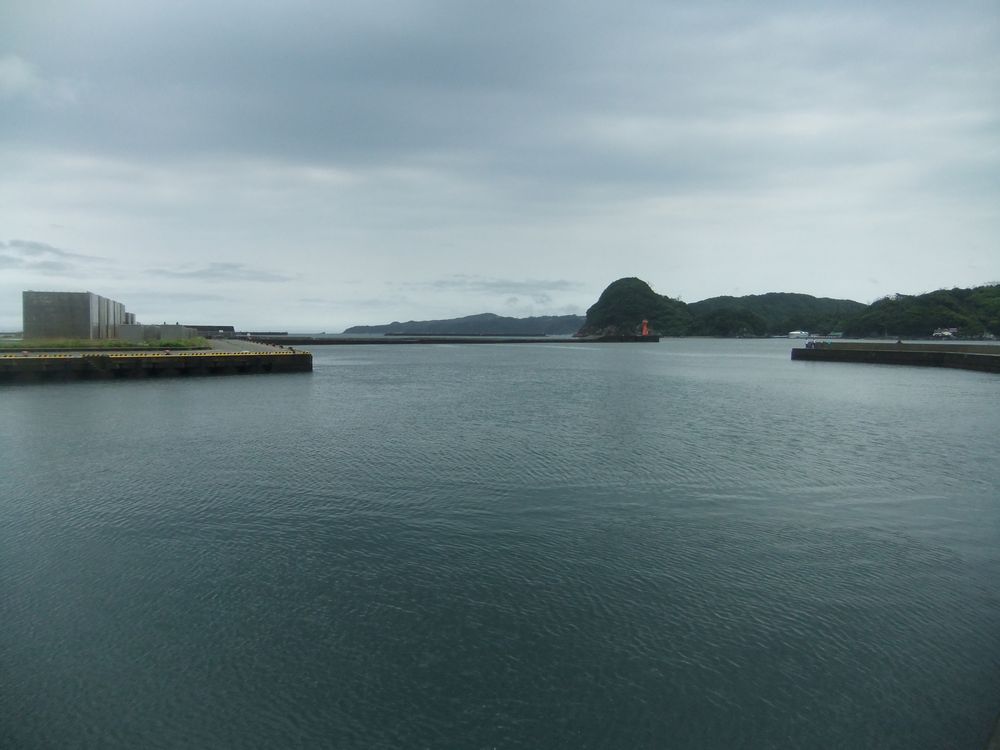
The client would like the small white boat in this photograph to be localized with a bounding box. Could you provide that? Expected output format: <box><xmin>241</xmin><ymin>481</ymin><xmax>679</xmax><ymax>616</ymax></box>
<box><xmin>788</xmin><ymin>330</ymin><xmax>810</xmax><ymax>338</ymax></box>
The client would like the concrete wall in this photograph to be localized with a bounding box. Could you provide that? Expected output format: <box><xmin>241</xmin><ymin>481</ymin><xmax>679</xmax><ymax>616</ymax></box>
<box><xmin>791</xmin><ymin>344</ymin><xmax>1000</xmax><ymax>373</ymax></box>
<box><xmin>1</xmin><ymin>350</ymin><xmax>313</xmax><ymax>382</ymax></box>
<box><xmin>825</xmin><ymin>341</ymin><xmax>1000</xmax><ymax>355</ymax></box>
<box><xmin>95</xmin><ymin>297</ymin><xmax>125</xmax><ymax>338</ymax></box>
<box><xmin>118</xmin><ymin>324</ymin><xmax>198</xmax><ymax>343</ymax></box>
<box><xmin>23</xmin><ymin>291</ymin><xmax>129</xmax><ymax>339</ymax></box>
<box><xmin>89</xmin><ymin>294</ymin><xmax>100</xmax><ymax>338</ymax></box>
<box><xmin>159</xmin><ymin>324</ymin><xmax>196</xmax><ymax>340</ymax></box>
<box><xmin>23</xmin><ymin>291</ymin><xmax>94</xmax><ymax>339</ymax></box>
<box><xmin>118</xmin><ymin>325</ymin><xmax>155</xmax><ymax>343</ymax></box>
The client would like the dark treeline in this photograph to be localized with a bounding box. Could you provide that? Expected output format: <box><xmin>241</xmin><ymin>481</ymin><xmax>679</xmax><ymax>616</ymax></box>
<box><xmin>577</xmin><ymin>278</ymin><xmax>1000</xmax><ymax>338</ymax></box>
<box><xmin>841</xmin><ymin>286</ymin><xmax>1000</xmax><ymax>337</ymax></box>
<box><xmin>343</xmin><ymin>280</ymin><xmax>1000</xmax><ymax>339</ymax></box>
<box><xmin>688</xmin><ymin>293</ymin><xmax>866</xmax><ymax>337</ymax></box>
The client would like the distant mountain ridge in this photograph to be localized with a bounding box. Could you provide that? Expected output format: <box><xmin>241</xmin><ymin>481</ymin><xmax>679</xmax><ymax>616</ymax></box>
<box><xmin>577</xmin><ymin>278</ymin><xmax>999</xmax><ymax>338</ymax></box>
<box><xmin>343</xmin><ymin>281</ymin><xmax>1000</xmax><ymax>339</ymax></box>
<box><xmin>344</xmin><ymin>312</ymin><xmax>585</xmax><ymax>335</ymax></box>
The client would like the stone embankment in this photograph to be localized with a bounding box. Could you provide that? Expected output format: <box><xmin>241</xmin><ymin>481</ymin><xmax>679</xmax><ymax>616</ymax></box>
<box><xmin>791</xmin><ymin>341</ymin><xmax>1000</xmax><ymax>374</ymax></box>
<box><xmin>0</xmin><ymin>342</ymin><xmax>311</xmax><ymax>383</ymax></box>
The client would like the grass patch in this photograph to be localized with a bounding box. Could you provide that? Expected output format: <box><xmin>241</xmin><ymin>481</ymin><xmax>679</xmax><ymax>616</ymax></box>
<box><xmin>0</xmin><ymin>337</ymin><xmax>210</xmax><ymax>350</ymax></box>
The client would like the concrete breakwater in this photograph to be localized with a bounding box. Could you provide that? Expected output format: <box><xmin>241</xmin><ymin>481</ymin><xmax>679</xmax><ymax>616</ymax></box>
<box><xmin>0</xmin><ymin>350</ymin><xmax>312</xmax><ymax>383</ymax></box>
<box><xmin>251</xmin><ymin>335</ymin><xmax>660</xmax><ymax>345</ymax></box>
<box><xmin>791</xmin><ymin>342</ymin><xmax>1000</xmax><ymax>373</ymax></box>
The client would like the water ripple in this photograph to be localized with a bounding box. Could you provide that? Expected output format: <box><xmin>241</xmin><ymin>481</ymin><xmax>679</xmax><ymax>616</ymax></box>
<box><xmin>1</xmin><ymin>341</ymin><xmax>998</xmax><ymax>749</ymax></box>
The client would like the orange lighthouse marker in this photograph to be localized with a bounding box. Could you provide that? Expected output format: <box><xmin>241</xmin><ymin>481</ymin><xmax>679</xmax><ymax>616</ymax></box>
<box><xmin>641</xmin><ymin>319</ymin><xmax>649</xmax><ymax>337</ymax></box>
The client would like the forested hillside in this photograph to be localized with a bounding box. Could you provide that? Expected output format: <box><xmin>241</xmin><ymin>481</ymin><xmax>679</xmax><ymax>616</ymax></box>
<box><xmin>575</xmin><ymin>279</ymin><xmax>864</xmax><ymax>337</ymax></box>
<box><xmin>688</xmin><ymin>293</ymin><xmax>866</xmax><ymax>336</ymax></box>
<box><xmin>344</xmin><ymin>282</ymin><xmax>1000</xmax><ymax>340</ymax></box>
<box><xmin>575</xmin><ymin>278</ymin><xmax>692</xmax><ymax>336</ymax></box>
<box><xmin>841</xmin><ymin>286</ymin><xmax>1000</xmax><ymax>337</ymax></box>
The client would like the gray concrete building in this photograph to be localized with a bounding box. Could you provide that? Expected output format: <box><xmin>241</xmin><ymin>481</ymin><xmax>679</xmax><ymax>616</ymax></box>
<box><xmin>22</xmin><ymin>291</ymin><xmax>128</xmax><ymax>339</ymax></box>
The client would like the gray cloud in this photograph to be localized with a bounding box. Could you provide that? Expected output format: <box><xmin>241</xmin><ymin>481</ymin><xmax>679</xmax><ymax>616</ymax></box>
<box><xmin>416</xmin><ymin>276</ymin><xmax>583</xmax><ymax>294</ymax></box>
<box><xmin>299</xmin><ymin>295</ymin><xmax>407</xmax><ymax>309</ymax></box>
<box><xmin>126</xmin><ymin>291</ymin><xmax>228</xmax><ymax>303</ymax></box>
<box><xmin>0</xmin><ymin>54</ymin><xmax>78</xmax><ymax>105</ymax></box>
<box><xmin>1</xmin><ymin>0</ymin><xmax>997</xmax><ymax>329</ymax></box>
<box><xmin>403</xmin><ymin>276</ymin><xmax>582</xmax><ymax>305</ymax></box>
<box><xmin>0</xmin><ymin>239</ymin><xmax>107</xmax><ymax>274</ymax></box>
<box><xmin>8</xmin><ymin>1</ymin><xmax>996</xmax><ymax>191</ymax></box>
<box><xmin>149</xmin><ymin>262</ymin><xmax>295</xmax><ymax>283</ymax></box>
<box><xmin>1</xmin><ymin>239</ymin><xmax>102</xmax><ymax>259</ymax></box>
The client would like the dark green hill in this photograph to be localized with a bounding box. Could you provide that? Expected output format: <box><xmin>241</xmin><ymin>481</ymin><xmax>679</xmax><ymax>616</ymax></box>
<box><xmin>575</xmin><ymin>279</ymin><xmax>863</xmax><ymax>337</ymax></box>
<box><xmin>689</xmin><ymin>293</ymin><xmax>866</xmax><ymax>336</ymax></box>
<box><xmin>344</xmin><ymin>312</ymin><xmax>585</xmax><ymax>335</ymax></box>
<box><xmin>575</xmin><ymin>278</ymin><xmax>692</xmax><ymax>336</ymax></box>
<box><xmin>344</xmin><ymin>282</ymin><xmax>1000</xmax><ymax>341</ymax></box>
<box><xmin>841</xmin><ymin>285</ymin><xmax>1000</xmax><ymax>337</ymax></box>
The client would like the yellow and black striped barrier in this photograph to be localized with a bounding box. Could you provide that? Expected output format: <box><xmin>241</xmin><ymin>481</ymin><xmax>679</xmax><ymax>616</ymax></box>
<box><xmin>2</xmin><ymin>350</ymin><xmax>301</xmax><ymax>359</ymax></box>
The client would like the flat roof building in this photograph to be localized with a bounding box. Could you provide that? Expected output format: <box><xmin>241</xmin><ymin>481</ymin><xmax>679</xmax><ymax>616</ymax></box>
<box><xmin>22</xmin><ymin>291</ymin><xmax>128</xmax><ymax>340</ymax></box>
<box><xmin>187</xmin><ymin>325</ymin><xmax>236</xmax><ymax>338</ymax></box>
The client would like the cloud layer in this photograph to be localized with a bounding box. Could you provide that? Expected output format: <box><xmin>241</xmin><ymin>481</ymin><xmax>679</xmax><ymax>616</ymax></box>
<box><xmin>0</xmin><ymin>239</ymin><xmax>106</xmax><ymax>273</ymax></box>
<box><xmin>2</xmin><ymin>0</ymin><xmax>997</xmax><ymax>329</ymax></box>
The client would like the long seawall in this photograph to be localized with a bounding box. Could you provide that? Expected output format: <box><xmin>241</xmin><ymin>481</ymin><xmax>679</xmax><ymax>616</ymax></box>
<box><xmin>251</xmin><ymin>335</ymin><xmax>659</xmax><ymax>345</ymax></box>
<box><xmin>0</xmin><ymin>350</ymin><xmax>312</xmax><ymax>383</ymax></box>
<box><xmin>791</xmin><ymin>342</ymin><xmax>1000</xmax><ymax>374</ymax></box>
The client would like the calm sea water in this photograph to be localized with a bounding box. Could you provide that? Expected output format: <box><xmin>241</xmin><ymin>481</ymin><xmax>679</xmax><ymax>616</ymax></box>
<box><xmin>2</xmin><ymin>339</ymin><xmax>998</xmax><ymax>749</ymax></box>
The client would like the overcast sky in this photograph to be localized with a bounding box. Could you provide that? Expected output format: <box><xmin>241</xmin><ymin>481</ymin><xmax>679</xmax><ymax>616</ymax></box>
<box><xmin>2</xmin><ymin>0</ymin><xmax>998</xmax><ymax>331</ymax></box>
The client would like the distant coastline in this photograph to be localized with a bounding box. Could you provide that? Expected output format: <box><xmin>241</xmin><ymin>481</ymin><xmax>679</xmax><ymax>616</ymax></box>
<box><xmin>342</xmin><ymin>281</ymin><xmax>1000</xmax><ymax>341</ymax></box>
<box><xmin>344</xmin><ymin>313</ymin><xmax>584</xmax><ymax>337</ymax></box>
